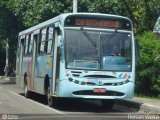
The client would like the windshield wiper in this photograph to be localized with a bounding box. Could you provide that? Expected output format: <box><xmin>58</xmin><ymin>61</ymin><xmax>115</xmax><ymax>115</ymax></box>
<box><xmin>80</xmin><ymin>27</ymin><xmax>97</xmax><ymax>48</ymax></box>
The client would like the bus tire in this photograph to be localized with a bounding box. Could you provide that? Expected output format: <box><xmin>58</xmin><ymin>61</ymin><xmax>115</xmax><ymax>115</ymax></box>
<box><xmin>48</xmin><ymin>96</ymin><xmax>59</xmax><ymax>107</ymax></box>
<box><xmin>24</xmin><ymin>77</ymin><xmax>30</xmax><ymax>98</ymax></box>
<box><xmin>47</xmin><ymin>89</ymin><xmax>52</xmax><ymax>107</ymax></box>
<box><xmin>45</xmin><ymin>86</ymin><xmax>59</xmax><ymax>107</ymax></box>
<box><xmin>44</xmin><ymin>76</ymin><xmax>51</xmax><ymax>106</ymax></box>
<box><xmin>101</xmin><ymin>99</ymin><xmax>114</xmax><ymax>109</ymax></box>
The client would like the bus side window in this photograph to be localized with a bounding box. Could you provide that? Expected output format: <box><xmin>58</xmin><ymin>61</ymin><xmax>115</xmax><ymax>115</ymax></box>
<box><xmin>39</xmin><ymin>28</ymin><xmax>47</xmax><ymax>54</ymax></box>
<box><xmin>19</xmin><ymin>37</ymin><xmax>25</xmax><ymax>55</ymax></box>
<box><xmin>25</xmin><ymin>35</ymin><xmax>29</xmax><ymax>55</ymax></box>
<box><xmin>17</xmin><ymin>40</ymin><xmax>20</xmax><ymax>58</ymax></box>
<box><xmin>28</xmin><ymin>34</ymin><xmax>33</xmax><ymax>55</ymax></box>
<box><xmin>46</xmin><ymin>26</ymin><xmax>54</xmax><ymax>54</ymax></box>
<box><xmin>24</xmin><ymin>34</ymin><xmax>31</xmax><ymax>55</ymax></box>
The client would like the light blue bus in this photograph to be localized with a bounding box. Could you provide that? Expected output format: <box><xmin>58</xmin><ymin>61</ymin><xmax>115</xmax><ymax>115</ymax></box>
<box><xmin>16</xmin><ymin>13</ymin><xmax>136</xmax><ymax>108</ymax></box>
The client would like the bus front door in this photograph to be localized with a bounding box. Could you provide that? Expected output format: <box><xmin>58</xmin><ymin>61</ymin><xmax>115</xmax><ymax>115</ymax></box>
<box><xmin>52</xmin><ymin>26</ymin><xmax>60</xmax><ymax>95</ymax></box>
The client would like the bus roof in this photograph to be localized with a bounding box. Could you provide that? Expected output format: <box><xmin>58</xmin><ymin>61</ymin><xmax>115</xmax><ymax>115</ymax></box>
<box><xmin>19</xmin><ymin>13</ymin><xmax>132</xmax><ymax>36</ymax></box>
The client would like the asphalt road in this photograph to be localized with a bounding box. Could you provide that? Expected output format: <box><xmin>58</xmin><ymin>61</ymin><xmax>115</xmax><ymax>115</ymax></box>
<box><xmin>0</xmin><ymin>79</ymin><xmax>144</xmax><ymax>120</ymax></box>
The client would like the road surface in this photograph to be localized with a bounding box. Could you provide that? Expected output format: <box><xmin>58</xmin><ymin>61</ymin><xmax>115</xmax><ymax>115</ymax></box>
<box><xmin>0</xmin><ymin>79</ymin><xmax>149</xmax><ymax>120</ymax></box>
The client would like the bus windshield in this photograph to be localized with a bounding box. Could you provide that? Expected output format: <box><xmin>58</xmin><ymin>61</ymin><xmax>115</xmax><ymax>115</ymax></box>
<box><xmin>65</xmin><ymin>28</ymin><xmax>132</xmax><ymax>71</ymax></box>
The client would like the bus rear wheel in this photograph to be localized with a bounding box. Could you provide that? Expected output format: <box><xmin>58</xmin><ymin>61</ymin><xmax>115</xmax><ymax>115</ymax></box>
<box><xmin>101</xmin><ymin>99</ymin><xmax>114</xmax><ymax>109</ymax></box>
<box><xmin>24</xmin><ymin>77</ymin><xmax>30</xmax><ymax>98</ymax></box>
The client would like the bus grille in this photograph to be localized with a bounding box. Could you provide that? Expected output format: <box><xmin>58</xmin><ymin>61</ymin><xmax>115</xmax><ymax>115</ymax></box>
<box><xmin>72</xmin><ymin>90</ymin><xmax>124</xmax><ymax>96</ymax></box>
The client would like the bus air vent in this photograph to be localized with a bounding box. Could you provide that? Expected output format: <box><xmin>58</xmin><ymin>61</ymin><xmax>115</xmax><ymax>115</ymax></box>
<box><xmin>71</xmin><ymin>71</ymin><xmax>82</xmax><ymax>74</ymax></box>
<box><xmin>73</xmin><ymin>90</ymin><xmax>124</xmax><ymax>96</ymax></box>
<box><xmin>83</xmin><ymin>75</ymin><xmax>116</xmax><ymax>78</ymax></box>
<box><xmin>71</xmin><ymin>71</ymin><xmax>82</xmax><ymax>77</ymax></box>
<box><xmin>86</xmin><ymin>82</ymin><xmax>96</xmax><ymax>85</ymax></box>
<box><xmin>72</xmin><ymin>74</ymin><xmax>80</xmax><ymax>77</ymax></box>
<box><xmin>103</xmin><ymin>83</ymin><xmax>113</xmax><ymax>86</ymax></box>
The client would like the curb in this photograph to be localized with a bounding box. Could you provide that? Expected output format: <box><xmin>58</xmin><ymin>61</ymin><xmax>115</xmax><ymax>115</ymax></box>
<box><xmin>140</xmin><ymin>103</ymin><xmax>160</xmax><ymax>113</ymax></box>
<box><xmin>0</xmin><ymin>76</ymin><xmax>5</xmax><ymax>80</ymax></box>
<box><xmin>0</xmin><ymin>76</ymin><xmax>16</xmax><ymax>83</ymax></box>
<box><xmin>115</xmin><ymin>99</ymin><xmax>160</xmax><ymax>114</ymax></box>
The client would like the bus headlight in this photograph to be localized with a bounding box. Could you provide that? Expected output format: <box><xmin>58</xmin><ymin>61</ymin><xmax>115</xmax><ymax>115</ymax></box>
<box><xmin>68</xmin><ymin>77</ymin><xmax>73</xmax><ymax>82</ymax></box>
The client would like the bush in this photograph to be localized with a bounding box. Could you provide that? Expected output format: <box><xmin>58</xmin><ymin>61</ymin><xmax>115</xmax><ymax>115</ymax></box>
<box><xmin>136</xmin><ymin>31</ymin><xmax>160</xmax><ymax>97</ymax></box>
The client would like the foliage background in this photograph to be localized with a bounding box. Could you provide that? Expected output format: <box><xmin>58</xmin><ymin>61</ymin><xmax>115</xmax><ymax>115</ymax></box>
<box><xmin>0</xmin><ymin>0</ymin><xmax>160</xmax><ymax>96</ymax></box>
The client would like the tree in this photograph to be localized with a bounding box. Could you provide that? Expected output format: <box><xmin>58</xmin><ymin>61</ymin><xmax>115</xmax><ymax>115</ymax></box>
<box><xmin>136</xmin><ymin>32</ymin><xmax>160</xmax><ymax>96</ymax></box>
<box><xmin>0</xmin><ymin>0</ymin><xmax>23</xmax><ymax>74</ymax></box>
<box><xmin>14</xmin><ymin>0</ymin><xmax>73</xmax><ymax>27</ymax></box>
<box><xmin>89</xmin><ymin>0</ymin><xmax>160</xmax><ymax>34</ymax></box>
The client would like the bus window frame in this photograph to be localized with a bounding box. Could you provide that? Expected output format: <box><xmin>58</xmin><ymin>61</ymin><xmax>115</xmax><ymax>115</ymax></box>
<box><xmin>24</xmin><ymin>34</ymin><xmax>32</xmax><ymax>56</ymax></box>
<box><xmin>39</xmin><ymin>28</ymin><xmax>47</xmax><ymax>54</ymax></box>
<box><xmin>38</xmin><ymin>25</ymin><xmax>55</xmax><ymax>55</ymax></box>
<box><xmin>46</xmin><ymin>26</ymin><xmax>54</xmax><ymax>54</ymax></box>
<box><xmin>28</xmin><ymin>33</ymin><xmax>33</xmax><ymax>55</ymax></box>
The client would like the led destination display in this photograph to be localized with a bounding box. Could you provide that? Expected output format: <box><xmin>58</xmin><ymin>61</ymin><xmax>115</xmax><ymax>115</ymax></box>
<box><xmin>65</xmin><ymin>15</ymin><xmax>131</xmax><ymax>30</ymax></box>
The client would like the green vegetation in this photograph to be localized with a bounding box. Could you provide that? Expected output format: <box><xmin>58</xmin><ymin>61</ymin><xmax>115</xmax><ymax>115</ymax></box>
<box><xmin>136</xmin><ymin>32</ymin><xmax>160</xmax><ymax>97</ymax></box>
<box><xmin>0</xmin><ymin>0</ymin><xmax>160</xmax><ymax>97</ymax></box>
<box><xmin>134</xmin><ymin>93</ymin><xmax>160</xmax><ymax>100</ymax></box>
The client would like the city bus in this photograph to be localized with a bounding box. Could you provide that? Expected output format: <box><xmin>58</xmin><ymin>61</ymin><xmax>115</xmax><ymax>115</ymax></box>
<box><xmin>16</xmin><ymin>13</ymin><xmax>136</xmax><ymax>108</ymax></box>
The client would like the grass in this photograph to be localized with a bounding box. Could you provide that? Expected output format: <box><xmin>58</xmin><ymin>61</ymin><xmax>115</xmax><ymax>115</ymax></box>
<box><xmin>134</xmin><ymin>93</ymin><xmax>160</xmax><ymax>100</ymax></box>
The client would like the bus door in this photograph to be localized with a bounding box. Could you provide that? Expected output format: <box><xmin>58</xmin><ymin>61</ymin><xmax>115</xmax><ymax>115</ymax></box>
<box><xmin>31</xmin><ymin>30</ymin><xmax>39</xmax><ymax>91</ymax></box>
<box><xmin>52</xmin><ymin>23</ymin><xmax>61</xmax><ymax>95</ymax></box>
<box><xmin>17</xmin><ymin>36</ymin><xmax>25</xmax><ymax>87</ymax></box>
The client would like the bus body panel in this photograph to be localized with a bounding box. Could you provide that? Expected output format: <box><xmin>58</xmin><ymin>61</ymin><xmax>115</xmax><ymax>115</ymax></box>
<box><xmin>22</xmin><ymin>56</ymin><xmax>33</xmax><ymax>91</ymax></box>
<box><xmin>58</xmin><ymin>80</ymin><xmax>134</xmax><ymax>99</ymax></box>
<box><xmin>35</xmin><ymin>55</ymin><xmax>53</xmax><ymax>94</ymax></box>
<box><xmin>57</xmin><ymin>70</ymin><xmax>135</xmax><ymax>99</ymax></box>
<box><xmin>36</xmin><ymin>55</ymin><xmax>53</xmax><ymax>78</ymax></box>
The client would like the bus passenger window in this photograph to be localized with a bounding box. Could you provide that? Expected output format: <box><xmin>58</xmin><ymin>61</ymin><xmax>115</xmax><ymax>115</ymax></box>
<box><xmin>39</xmin><ymin>28</ymin><xmax>47</xmax><ymax>54</ymax></box>
<box><xmin>28</xmin><ymin>34</ymin><xmax>33</xmax><ymax>54</ymax></box>
<box><xmin>48</xmin><ymin>27</ymin><xmax>54</xmax><ymax>40</ymax></box>
<box><xmin>46</xmin><ymin>27</ymin><xmax>54</xmax><ymax>54</ymax></box>
<box><xmin>19</xmin><ymin>37</ymin><xmax>25</xmax><ymax>55</ymax></box>
<box><xmin>47</xmin><ymin>40</ymin><xmax>52</xmax><ymax>53</ymax></box>
<box><xmin>40</xmin><ymin>42</ymin><xmax>45</xmax><ymax>53</ymax></box>
<box><xmin>23</xmin><ymin>34</ymin><xmax>32</xmax><ymax>55</ymax></box>
<box><xmin>25</xmin><ymin>35</ymin><xmax>29</xmax><ymax>55</ymax></box>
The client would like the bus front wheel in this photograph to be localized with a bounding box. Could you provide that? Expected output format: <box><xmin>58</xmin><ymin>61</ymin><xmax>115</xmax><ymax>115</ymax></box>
<box><xmin>101</xmin><ymin>99</ymin><xmax>114</xmax><ymax>109</ymax></box>
<box><xmin>48</xmin><ymin>96</ymin><xmax>59</xmax><ymax>107</ymax></box>
<box><xmin>47</xmin><ymin>90</ymin><xmax>58</xmax><ymax>107</ymax></box>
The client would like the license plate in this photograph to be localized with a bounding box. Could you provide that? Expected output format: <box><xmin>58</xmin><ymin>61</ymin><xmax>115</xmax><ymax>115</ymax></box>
<box><xmin>93</xmin><ymin>88</ymin><xmax>106</xmax><ymax>93</ymax></box>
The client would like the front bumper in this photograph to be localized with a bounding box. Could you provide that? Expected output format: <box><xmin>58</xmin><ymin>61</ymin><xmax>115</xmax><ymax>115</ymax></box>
<box><xmin>57</xmin><ymin>79</ymin><xmax>134</xmax><ymax>100</ymax></box>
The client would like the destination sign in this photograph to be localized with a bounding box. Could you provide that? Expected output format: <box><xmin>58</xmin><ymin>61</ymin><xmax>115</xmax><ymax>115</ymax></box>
<box><xmin>75</xmin><ymin>19</ymin><xmax>119</xmax><ymax>28</ymax></box>
<box><xmin>65</xmin><ymin>15</ymin><xmax>132</xmax><ymax>30</ymax></box>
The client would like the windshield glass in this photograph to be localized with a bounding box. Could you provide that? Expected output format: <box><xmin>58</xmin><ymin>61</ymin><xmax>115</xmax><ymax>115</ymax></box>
<box><xmin>65</xmin><ymin>28</ymin><xmax>132</xmax><ymax>71</ymax></box>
